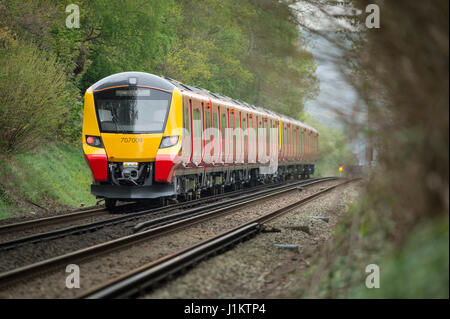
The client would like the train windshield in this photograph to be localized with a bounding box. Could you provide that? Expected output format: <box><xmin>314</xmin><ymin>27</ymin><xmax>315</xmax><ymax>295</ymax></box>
<box><xmin>94</xmin><ymin>88</ymin><xmax>172</xmax><ymax>134</ymax></box>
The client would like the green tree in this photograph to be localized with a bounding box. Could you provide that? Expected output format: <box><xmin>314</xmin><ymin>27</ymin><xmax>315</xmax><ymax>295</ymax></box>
<box><xmin>157</xmin><ymin>0</ymin><xmax>318</xmax><ymax>118</ymax></box>
<box><xmin>79</xmin><ymin>0</ymin><xmax>178</xmax><ymax>91</ymax></box>
<box><xmin>0</xmin><ymin>40</ymin><xmax>76</xmax><ymax>153</ymax></box>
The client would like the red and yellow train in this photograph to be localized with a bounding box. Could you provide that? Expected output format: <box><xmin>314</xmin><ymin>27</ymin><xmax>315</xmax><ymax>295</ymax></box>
<box><xmin>82</xmin><ymin>72</ymin><xmax>318</xmax><ymax>208</ymax></box>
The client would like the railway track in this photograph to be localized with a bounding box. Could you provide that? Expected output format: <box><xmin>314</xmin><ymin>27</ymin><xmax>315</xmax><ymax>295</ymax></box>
<box><xmin>0</xmin><ymin>179</ymin><xmax>326</xmax><ymax>251</ymax></box>
<box><xmin>81</xmin><ymin>178</ymin><xmax>357</xmax><ymax>298</ymax></box>
<box><xmin>0</xmin><ymin>181</ymin><xmax>287</xmax><ymax>249</ymax></box>
<box><xmin>0</xmin><ymin>182</ymin><xmax>283</xmax><ymax>239</ymax></box>
<box><xmin>0</xmin><ymin>205</ymin><xmax>106</xmax><ymax>236</ymax></box>
<box><xmin>0</xmin><ymin>177</ymin><xmax>336</xmax><ymax>288</ymax></box>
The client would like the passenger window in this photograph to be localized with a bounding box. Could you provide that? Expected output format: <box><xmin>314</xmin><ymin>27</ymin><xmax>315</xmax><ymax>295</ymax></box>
<box><xmin>184</xmin><ymin>100</ymin><xmax>191</xmax><ymax>133</ymax></box>
<box><xmin>213</xmin><ymin>112</ymin><xmax>218</xmax><ymax>130</ymax></box>
<box><xmin>193</xmin><ymin>107</ymin><xmax>201</xmax><ymax>139</ymax></box>
<box><xmin>230</xmin><ymin>111</ymin><xmax>235</xmax><ymax>129</ymax></box>
<box><xmin>205</xmin><ymin>104</ymin><xmax>211</xmax><ymax>131</ymax></box>
<box><xmin>221</xmin><ymin>111</ymin><xmax>226</xmax><ymax>140</ymax></box>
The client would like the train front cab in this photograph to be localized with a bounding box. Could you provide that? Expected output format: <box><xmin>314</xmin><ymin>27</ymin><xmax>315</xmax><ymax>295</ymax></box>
<box><xmin>82</xmin><ymin>72</ymin><xmax>183</xmax><ymax>208</ymax></box>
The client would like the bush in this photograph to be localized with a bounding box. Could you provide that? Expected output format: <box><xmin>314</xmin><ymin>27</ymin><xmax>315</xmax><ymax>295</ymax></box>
<box><xmin>0</xmin><ymin>40</ymin><xmax>77</xmax><ymax>153</ymax></box>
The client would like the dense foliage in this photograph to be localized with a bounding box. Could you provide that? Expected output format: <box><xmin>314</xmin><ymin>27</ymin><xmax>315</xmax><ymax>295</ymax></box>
<box><xmin>293</xmin><ymin>0</ymin><xmax>449</xmax><ymax>298</ymax></box>
<box><xmin>0</xmin><ymin>39</ymin><xmax>79</xmax><ymax>153</ymax></box>
<box><xmin>0</xmin><ymin>0</ymin><xmax>319</xmax><ymax>154</ymax></box>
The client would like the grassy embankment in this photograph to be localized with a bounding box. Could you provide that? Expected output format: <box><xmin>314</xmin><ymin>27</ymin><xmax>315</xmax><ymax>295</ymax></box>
<box><xmin>0</xmin><ymin>144</ymin><xmax>96</xmax><ymax>219</ymax></box>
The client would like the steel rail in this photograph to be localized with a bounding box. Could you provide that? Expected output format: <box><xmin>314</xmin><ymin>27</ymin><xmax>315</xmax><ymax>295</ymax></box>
<box><xmin>0</xmin><ymin>206</ymin><xmax>106</xmax><ymax>235</ymax></box>
<box><xmin>0</xmin><ymin>182</ymin><xmax>277</xmax><ymax>249</ymax></box>
<box><xmin>0</xmin><ymin>181</ymin><xmax>284</xmax><ymax>237</ymax></box>
<box><xmin>80</xmin><ymin>178</ymin><xmax>358</xmax><ymax>299</ymax></box>
<box><xmin>83</xmin><ymin>224</ymin><xmax>261</xmax><ymax>299</ymax></box>
<box><xmin>0</xmin><ymin>178</ymin><xmax>332</xmax><ymax>251</ymax></box>
<box><xmin>0</xmin><ymin>177</ymin><xmax>336</xmax><ymax>288</ymax></box>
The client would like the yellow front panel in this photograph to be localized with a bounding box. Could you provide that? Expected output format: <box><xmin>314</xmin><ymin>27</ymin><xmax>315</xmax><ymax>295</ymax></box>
<box><xmin>101</xmin><ymin>133</ymin><xmax>163</xmax><ymax>162</ymax></box>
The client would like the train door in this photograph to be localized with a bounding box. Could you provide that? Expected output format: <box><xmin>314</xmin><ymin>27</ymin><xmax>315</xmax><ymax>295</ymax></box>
<box><xmin>312</xmin><ymin>133</ymin><xmax>315</xmax><ymax>162</ymax></box>
<box><xmin>192</xmin><ymin>99</ymin><xmax>203</xmax><ymax>166</ymax></box>
<box><xmin>286</xmin><ymin>124</ymin><xmax>290</xmax><ymax>162</ymax></box>
<box><xmin>277</xmin><ymin>121</ymin><xmax>281</xmax><ymax>161</ymax></box>
<box><xmin>283</xmin><ymin>123</ymin><xmax>288</xmax><ymax>162</ymax></box>
<box><xmin>288</xmin><ymin>124</ymin><xmax>292</xmax><ymax>162</ymax></box>
<box><xmin>230</xmin><ymin>109</ymin><xmax>236</xmax><ymax>164</ymax></box>
<box><xmin>292</xmin><ymin>126</ymin><xmax>296</xmax><ymax>162</ymax></box>
<box><xmin>285</xmin><ymin>124</ymin><xmax>288</xmax><ymax>162</ymax></box>
<box><xmin>264</xmin><ymin>117</ymin><xmax>268</xmax><ymax>163</ymax></box>
<box><xmin>305</xmin><ymin>129</ymin><xmax>308</xmax><ymax>162</ymax></box>
<box><xmin>279</xmin><ymin>122</ymin><xmax>283</xmax><ymax>162</ymax></box>
<box><xmin>247</xmin><ymin>113</ymin><xmax>255</xmax><ymax>164</ymax></box>
<box><xmin>182</xmin><ymin>96</ymin><xmax>193</xmax><ymax>166</ymax></box>
<box><xmin>231</xmin><ymin>109</ymin><xmax>239</xmax><ymax>164</ymax></box>
<box><xmin>294</xmin><ymin>127</ymin><xmax>298</xmax><ymax>161</ymax></box>
<box><xmin>211</xmin><ymin>104</ymin><xmax>220</xmax><ymax>164</ymax></box>
<box><xmin>271</xmin><ymin>120</ymin><xmax>278</xmax><ymax>163</ymax></box>
<box><xmin>242</xmin><ymin>112</ymin><xmax>248</xmax><ymax>163</ymax></box>
<box><xmin>227</xmin><ymin>108</ymin><xmax>234</xmax><ymax>164</ymax></box>
<box><xmin>236</xmin><ymin>111</ymin><xmax>247</xmax><ymax>164</ymax></box>
<box><xmin>280</xmin><ymin>123</ymin><xmax>284</xmax><ymax>162</ymax></box>
<box><xmin>292</xmin><ymin>126</ymin><xmax>295</xmax><ymax>161</ymax></box>
<box><xmin>256</xmin><ymin>116</ymin><xmax>263</xmax><ymax>163</ymax></box>
<box><xmin>316</xmin><ymin>133</ymin><xmax>319</xmax><ymax>161</ymax></box>
<box><xmin>306</xmin><ymin>130</ymin><xmax>310</xmax><ymax>162</ymax></box>
<box><xmin>219</xmin><ymin>106</ymin><xmax>227</xmax><ymax>165</ymax></box>
<box><xmin>250</xmin><ymin>114</ymin><xmax>256</xmax><ymax>164</ymax></box>
<box><xmin>285</xmin><ymin>124</ymin><xmax>289</xmax><ymax>162</ymax></box>
<box><xmin>247</xmin><ymin>114</ymin><xmax>252</xmax><ymax>163</ymax></box>
<box><xmin>309</xmin><ymin>131</ymin><xmax>312</xmax><ymax>162</ymax></box>
<box><xmin>301</xmin><ymin>128</ymin><xmax>305</xmax><ymax>163</ymax></box>
<box><xmin>304</xmin><ymin>129</ymin><xmax>308</xmax><ymax>162</ymax></box>
<box><xmin>202</xmin><ymin>102</ymin><xmax>211</xmax><ymax>165</ymax></box>
<box><xmin>264</xmin><ymin>118</ymin><xmax>270</xmax><ymax>163</ymax></box>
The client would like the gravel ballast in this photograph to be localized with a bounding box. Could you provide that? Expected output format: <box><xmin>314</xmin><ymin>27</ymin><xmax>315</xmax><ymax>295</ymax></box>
<box><xmin>142</xmin><ymin>181</ymin><xmax>363</xmax><ymax>298</ymax></box>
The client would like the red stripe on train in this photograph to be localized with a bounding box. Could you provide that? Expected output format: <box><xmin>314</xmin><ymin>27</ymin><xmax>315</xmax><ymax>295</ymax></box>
<box><xmin>155</xmin><ymin>154</ymin><xmax>177</xmax><ymax>183</ymax></box>
<box><xmin>85</xmin><ymin>154</ymin><xmax>108</xmax><ymax>182</ymax></box>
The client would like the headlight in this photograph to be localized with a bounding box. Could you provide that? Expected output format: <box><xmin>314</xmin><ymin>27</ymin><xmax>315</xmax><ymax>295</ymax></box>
<box><xmin>159</xmin><ymin>136</ymin><xmax>179</xmax><ymax>149</ymax></box>
<box><xmin>85</xmin><ymin>135</ymin><xmax>104</xmax><ymax>148</ymax></box>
